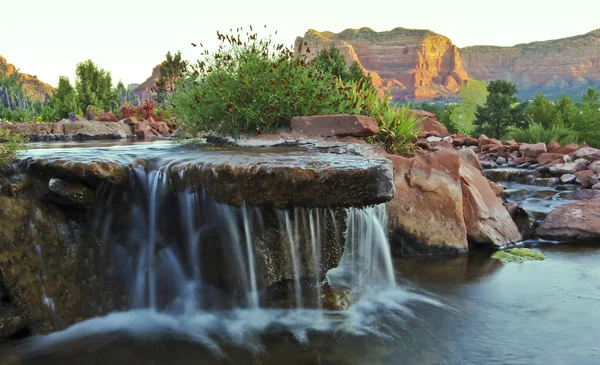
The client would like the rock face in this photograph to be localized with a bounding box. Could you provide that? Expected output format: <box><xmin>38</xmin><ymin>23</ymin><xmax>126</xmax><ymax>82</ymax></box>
<box><xmin>461</xmin><ymin>29</ymin><xmax>600</xmax><ymax>99</ymax></box>
<box><xmin>0</xmin><ymin>55</ymin><xmax>55</xmax><ymax>100</ymax></box>
<box><xmin>386</xmin><ymin>149</ymin><xmax>521</xmax><ymax>256</ymax></box>
<box><xmin>290</xmin><ymin>114</ymin><xmax>379</xmax><ymax>138</ymax></box>
<box><xmin>1</xmin><ymin>120</ymin><xmax>134</xmax><ymax>140</ymax></box>
<box><xmin>133</xmin><ymin>64</ymin><xmax>161</xmax><ymax>94</ymax></box>
<box><xmin>294</xmin><ymin>27</ymin><xmax>469</xmax><ymax>101</ymax></box>
<box><xmin>536</xmin><ymin>198</ymin><xmax>600</xmax><ymax>241</ymax></box>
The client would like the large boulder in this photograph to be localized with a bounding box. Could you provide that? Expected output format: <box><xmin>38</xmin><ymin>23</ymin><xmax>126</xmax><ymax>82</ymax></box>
<box><xmin>549</xmin><ymin>159</ymin><xmax>589</xmax><ymax>175</ymax></box>
<box><xmin>290</xmin><ymin>114</ymin><xmax>379</xmax><ymax>138</ymax></box>
<box><xmin>573</xmin><ymin>147</ymin><xmax>600</xmax><ymax>162</ymax></box>
<box><xmin>536</xmin><ymin>198</ymin><xmax>600</xmax><ymax>241</ymax></box>
<box><xmin>409</xmin><ymin>109</ymin><xmax>449</xmax><ymax>137</ymax></box>
<box><xmin>519</xmin><ymin>143</ymin><xmax>547</xmax><ymax>158</ymax></box>
<box><xmin>537</xmin><ymin>153</ymin><xmax>564</xmax><ymax>165</ymax></box>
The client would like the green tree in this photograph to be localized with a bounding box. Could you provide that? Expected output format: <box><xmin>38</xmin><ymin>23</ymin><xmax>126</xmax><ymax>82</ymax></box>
<box><xmin>75</xmin><ymin>60</ymin><xmax>114</xmax><ymax>112</ymax></box>
<box><xmin>474</xmin><ymin>79</ymin><xmax>530</xmax><ymax>139</ymax></box>
<box><xmin>527</xmin><ymin>92</ymin><xmax>557</xmax><ymax>128</ymax></box>
<box><xmin>450</xmin><ymin>79</ymin><xmax>488</xmax><ymax>135</ymax></box>
<box><xmin>555</xmin><ymin>93</ymin><xmax>576</xmax><ymax>127</ymax></box>
<box><xmin>52</xmin><ymin>76</ymin><xmax>81</xmax><ymax>118</ymax></box>
<box><xmin>156</xmin><ymin>51</ymin><xmax>189</xmax><ymax>93</ymax></box>
<box><xmin>311</xmin><ymin>45</ymin><xmax>370</xmax><ymax>86</ymax></box>
<box><xmin>573</xmin><ymin>87</ymin><xmax>600</xmax><ymax>146</ymax></box>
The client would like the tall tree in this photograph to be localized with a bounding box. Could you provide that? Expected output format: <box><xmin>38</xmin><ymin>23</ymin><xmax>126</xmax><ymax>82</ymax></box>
<box><xmin>52</xmin><ymin>76</ymin><xmax>81</xmax><ymax>118</ymax></box>
<box><xmin>573</xmin><ymin>87</ymin><xmax>600</xmax><ymax>146</ymax></box>
<box><xmin>528</xmin><ymin>92</ymin><xmax>557</xmax><ymax>128</ymax></box>
<box><xmin>75</xmin><ymin>59</ymin><xmax>114</xmax><ymax>111</ymax></box>
<box><xmin>155</xmin><ymin>51</ymin><xmax>189</xmax><ymax>93</ymax></box>
<box><xmin>474</xmin><ymin>79</ymin><xmax>530</xmax><ymax>139</ymax></box>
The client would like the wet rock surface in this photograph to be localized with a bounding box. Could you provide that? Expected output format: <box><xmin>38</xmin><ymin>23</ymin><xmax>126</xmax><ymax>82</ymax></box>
<box><xmin>536</xmin><ymin>198</ymin><xmax>600</xmax><ymax>241</ymax></box>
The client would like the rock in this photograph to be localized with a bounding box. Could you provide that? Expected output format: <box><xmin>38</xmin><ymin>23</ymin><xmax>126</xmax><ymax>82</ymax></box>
<box><xmin>536</xmin><ymin>198</ymin><xmax>600</xmax><ymax>241</ymax></box>
<box><xmin>26</xmin><ymin>158</ymin><xmax>129</xmax><ymax>187</ymax></box>
<box><xmin>505</xmin><ymin>204</ymin><xmax>536</xmax><ymax>239</ymax></box>
<box><xmin>98</xmin><ymin>112</ymin><xmax>118</xmax><ymax>122</ymax></box>
<box><xmin>549</xmin><ymin>160</ymin><xmax>589</xmax><ymax>175</ymax></box>
<box><xmin>532</xmin><ymin>177</ymin><xmax>559</xmax><ymax>187</ymax></box>
<box><xmin>460</xmin><ymin>160</ymin><xmax>522</xmax><ymax>247</ymax></box>
<box><xmin>503</xmin><ymin>139</ymin><xmax>519</xmax><ymax>151</ymax></box>
<box><xmin>485</xmin><ymin>168</ymin><xmax>540</xmax><ymax>184</ymax></box>
<box><xmin>593</xmin><ymin>183</ymin><xmax>600</xmax><ymax>190</ymax></box>
<box><xmin>386</xmin><ymin>150</ymin><xmax>468</xmax><ymax>256</ymax></box>
<box><xmin>290</xmin><ymin>114</ymin><xmax>379</xmax><ymax>138</ymax></box>
<box><xmin>589</xmin><ymin>161</ymin><xmax>600</xmax><ymax>174</ymax></box>
<box><xmin>558</xmin><ymin>189</ymin><xmax>600</xmax><ymax>201</ymax></box>
<box><xmin>515</xmin><ymin>157</ymin><xmax>537</xmax><ymax>165</ymax></box>
<box><xmin>415</xmin><ymin>140</ymin><xmax>432</xmax><ymax>150</ymax></box>
<box><xmin>149</xmin><ymin>121</ymin><xmax>170</xmax><ymax>136</ymax></box>
<box><xmin>0</xmin><ymin>304</ymin><xmax>27</xmax><ymax>339</ymax></box>
<box><xmin>478</xmin><ymin>134</ymin><xmax>490</xmax><ymax>148</ymax></box>
<box><xmin>496</xmin><ymin>156</ymin><xmax>507</xmax><ymax>165</ymax></box>
<box><xmin>575</xmin><ymin>170</ymin><xmax>596</xmax><ymax>187</ymax></box>
<box><xmin>410</xmin><ymin>110</ymin><xmax>449</xmax><ymax>137</ymax></box>
<box><xmin>480</xmin><ymin>160</ymin><xmax>498</xmax><ymax>169</ymax></box>
<box><xmin>491</xmin><ymin>248</ymin><xmax>545</xmax><ymax>264</ymax></box>
<box><xmin>563</xmin><ymin>154</ymin><xmax>573</xmax><ymax>163</ymax></box>
<box><xmin>519</xmin><ymin>143</ymin><xmax>547</xmax><ymax>158</ymax></box>
<box><xmin>560</xmin><ymin>174</ymin><xmax>577</xmax><ymax>184</ymax></box>
<box><xmin>554</xmin><ymin>143</ymin><xmax>580</xmax><ymax>154</ymax></box>
<box><xmin>122</xmin><ymin>117</ymin><xmax>138</xmax><ymax>125</ymax></box>
<box><xmin>547</xmin><ymin>141</ymin><xmax>561</xmax><ymax>153</ymax></box>
<box><xmin>458</xmin><ymin>148</ymin><xmax>482</xmax><ymax>171</ymax></box>
<box><xmin>48</xmin><ymin>178</ymin><xmax>94</xmax><ymax>207</ymax></box>
<box><xmin>573</xmin><ymin>147</ymin><xmax>600</xmax><ymax>162</ymax></box>
<box><xmin>489</xmin><ymin>181</ymin><xmax>506</xmax><ymax>197</ymax></box>
<box><xmin>557</xmin><ymin>184</ymin><xmax>581</xmax><ymax>191</ymax></box>
<box><xmin>537</xmin><ymin>153</ymin><xmax>564</xmax><ymax>165</ymax></box>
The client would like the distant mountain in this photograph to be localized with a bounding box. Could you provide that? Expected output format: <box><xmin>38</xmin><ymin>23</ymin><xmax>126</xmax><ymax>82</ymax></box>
<box><xmin>133</xmin><ymin>64</ymin><xmax>161</xmax><ymax>94</ymax></box>
<box><xmin>460</xmin><ymin>29</ymin><xmax>600</xmax><ymax>100</ymax></box>
<box><xmin>0</xmin><ymin>55</ymin><xmax>55</xmax><ymax>100</ymax></box>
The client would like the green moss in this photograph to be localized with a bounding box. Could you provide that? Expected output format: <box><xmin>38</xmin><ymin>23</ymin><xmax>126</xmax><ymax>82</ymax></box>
<box><xmin>492</xmin><ymin>248</ymin><xmax>545</xmax><ymax>264</ymax></box>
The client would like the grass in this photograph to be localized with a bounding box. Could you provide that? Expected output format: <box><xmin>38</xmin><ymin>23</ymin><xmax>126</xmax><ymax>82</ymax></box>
<box><xmin>491</xmin><ymin>248</ymin><xmax>545</xmax><ymax>264</ymax></box>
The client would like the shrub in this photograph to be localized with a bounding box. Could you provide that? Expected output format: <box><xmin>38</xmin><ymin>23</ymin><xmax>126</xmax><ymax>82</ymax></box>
<box><xmin>504</xmin><ymin>122</ymin><xmax>579</xmax><ymax>145</ymax></box>
<box><xmin>0</xmin><ymin>128</ymin><xmax>28</xmax><ymax>163</ymax></box>
<box><xmin>173</xmin><ymin>27</ymin><xmax>345</xmax><ymax>136</ymax></box>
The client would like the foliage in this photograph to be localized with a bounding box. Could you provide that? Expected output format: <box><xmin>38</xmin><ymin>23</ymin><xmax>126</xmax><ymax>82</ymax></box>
<box><xmin>450</xmin><ymin>79</ymin><xmax>488</xmax><ymax>135</ymax></box>
<box><xmin>50</xmin><ymin>76</ymin><xmax>80</xmax><ymax>119</ymax></box>
<box><xmin>572</xmin><ymin>87</ymin><xmax>600</xmax><ymax>146</ymax></box>
<box><xmin>311</xmin><ymin>45</ymin><xmax>369</xmax><ymax>86</ymax></box>
<box><xmin>75</xmin><ymin>60</ymin><xmax>115</xmax><ymax>112</ymax></box>
<box><xmin>0</xmin><ymin>128</ymin><xmax>28</xmax><ymax>163</ymax></box>
<box><xmin>504</xmin><ymin>122</ymin><xmax>579</xmax><ymax>145</ymax></box>
<box><xmin>173</xmin><ymin>27</ymin><xmax>347</xmax><ymax>136</ymax></box>
<box><xmin>528</xmin><ymin>92</ymin><xmax>557</xmax><ymax>128</ymax></box>
<box><xmin>474</xmin><ymin>80</ymin><xmax>530</xmax><ymax>139</ymax></box>
<box><xmin>155</xmin><ymin>51</ymin><xmax>189</xmax><ymax>94</ymax></box>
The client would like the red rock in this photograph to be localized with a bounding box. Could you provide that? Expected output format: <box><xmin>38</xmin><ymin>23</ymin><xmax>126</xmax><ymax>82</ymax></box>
<box><xmin>98</xmin><ymin>112</ymin><xmax>118</xmax><ymax>122</ymax></box>
<box><xmin>290</xmin><ymin>114</ymin><xmax>379</xmax><ymax>138</ymax></box>
<box><xmin>547</xmin><ymin>141</ymin><xmax>561</xmax><ymax>153</ymax></box>
<box><xmin>409</xmin><ymin>109</ymin><xmax>449</xmax><ymax>137</ymax></box>
<box><xmin>487</xmin><ymin>145</ymin><xmax>506</xmax><ymax>154</ymax></box>
<box><xmin>458</xmin><ymin>148</ymin><xmax>482</xmax><ymax>171</ymax></box>
<box><xmin>135</xmin><ymin>130</ymin><xmax>154</xmax><ymax>139</ymax></box>
<box><xmin>515</xmin><ymin>157</ymin><xmax>537</xmax><ymax>164</ymax></box>
<box><xmin>536</xmin><ymin>198</ymin><xmax>600</xmax><ymax>241</ymax></box>
<box><xmin>503</xmin><ymin>139</ymin><xmax>520</xmax><ymax>151</ymax></box>
<box><xmin>430</xmin><ymin>141</ymin><xmax>453</xmax><ymax>150</ymax></box>
<box><xmin>519</xmin><ymin>142</ymin><xmax>547</xmax><ymax>158</ymax></box>
<box><xmin>415</xmin><ymin>140</ymin><xmax>432</xmax><ymax>150</ymax></box>
<box><xmin>149</xmin><ymin>121</ymin><xmax>170</xmax><ymax>136</ymax></box>
<box><xmin>134</xmin><ymin>121</ymin><xmax>150</xmax><ymax>133</ymax></box>
<box><xmin>553</xmin><ymin>144</ymin><xmax>579</xmax><ymax>154</ymax></box>
<box><xmin>489</xmin><ymin>181</ymin><xmax>506</xmax><ymax>197</ymax></box>
<box><xmin>573</xmin><ymin>147</ymin><xmax>600</xmax><ymax>162</ymax></box>
<box><xmin>537</xmin><ymin>153</ymin><xmax>564</xmax><ymax>165</ymax></box>
<box><xmin>122</xmin><ymin>117</ymin><xmax>138</xmax><ymax>125</ymax></box>
<box><xmin>575</xmin><ymin>170</ymin><xmax>598</xmax><ymax>187</ymax></box>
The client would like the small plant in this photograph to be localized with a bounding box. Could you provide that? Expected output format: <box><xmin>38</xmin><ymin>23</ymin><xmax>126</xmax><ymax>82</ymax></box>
<box><xmin>0</xmin><ymin>128</ymin><xmax>28</xmax><ymax>163</ymax></box>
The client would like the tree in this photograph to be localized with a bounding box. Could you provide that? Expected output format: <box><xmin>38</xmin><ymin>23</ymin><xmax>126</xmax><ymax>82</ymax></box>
<box><xmin>312</xmin><ymin>45</ymin><xmax>370</xmax><ymax>85</ymax></box>
<box><xmin>573</xmin><ymin>87</ymin><xmax>600</xmax><ymax>146</ymax></box>
<box><xmin>155</xmin><ymin>51</ymin><xmax>189</xmax><ymax>93</ymax></box>
<box><xmin>528</xmin><ymin>92</ymin><xmax>557</xmax><ymax>128</ymax></box>
<box><xmin>450</xmin><ymin>79</ymin><xmax>488</xmax><ymax>135</ymax></box>
<box><xmin>555</xmin><ymin>93</ymin><xmax>576</xmax><ymax>127</ymax></box>
<box><xmin>75</xmin><ymin>59</ymin><xmax>114</xmax><ymax>111</ymax></box>
<box><xmin>474</xmin><ymin>79</ymin><xmax>530</xmax><ymax>139</ymax></box>
<box><xmin>52</xmin><ymin>76</ymin><xmax>81</xmax><ymax>118</ymax></box>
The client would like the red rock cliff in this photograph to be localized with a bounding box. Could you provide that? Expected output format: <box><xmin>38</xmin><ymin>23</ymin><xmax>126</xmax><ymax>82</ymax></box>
<box><xmin>460</xmin><ymin>29</ymin><xmax>600</xmax><ymax>99</ymax></box>
<box><xmin>0</xmin><ymin>55</ymin><xmax>55</xmax><ymax>100</ymax></box>
<box><xmin>294</xmin><ymin>27</ymin><xmax>470</xmax><ymax>101</ymax></box>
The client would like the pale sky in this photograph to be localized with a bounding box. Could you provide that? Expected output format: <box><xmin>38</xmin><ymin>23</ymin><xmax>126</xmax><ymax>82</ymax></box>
<box><xmin>2</xmin><ymin>0</ymin><xmax>599</xmax><ymax>87</ymax></box>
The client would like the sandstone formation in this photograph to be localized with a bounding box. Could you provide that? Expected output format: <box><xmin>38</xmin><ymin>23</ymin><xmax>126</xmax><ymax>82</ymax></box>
<box><xmin>461</xmin><ymin>29</ymin><xmax>600</xmax><ymax>99</ymax></box>
<box><xmin>133</xmin><ymin>64</ymin><xmax>161</xmax><ymax>94</ymax></box>
<box><xmin>0</xmin><ymin>55</ymin><xmax>55</xmax><ymax>100</ymax></box>
<box><xmin>294</xmin><ymin>27</ymin><xmax>469</xmax><ymax>101</ymax></box>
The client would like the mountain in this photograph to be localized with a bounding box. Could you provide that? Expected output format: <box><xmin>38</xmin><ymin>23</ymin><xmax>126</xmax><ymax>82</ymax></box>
<box><xmin>460</xmin><ymin>29</ymin><xmax>600</xmax><ymax>99</ymax></box>
<box><xmin>133</xmin><ymin>64</ymin><xmax>161</xmax><ymax>94</ymax></box>
<box><xmin>295</xmin><ymin>27</ymin><xmax>469</xmax><ymax>101</ymax></box>
<box><xmin>0</xmin><ymin>55</ymin><xmax>55</xmax><ymax>100</ymax></box>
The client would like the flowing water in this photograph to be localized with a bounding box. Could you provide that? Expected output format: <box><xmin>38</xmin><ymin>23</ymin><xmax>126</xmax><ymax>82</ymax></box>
<box><xmin>1</xmin><ymin>143</ymin><xmax>599</xmax><ymax>364</ymax></box>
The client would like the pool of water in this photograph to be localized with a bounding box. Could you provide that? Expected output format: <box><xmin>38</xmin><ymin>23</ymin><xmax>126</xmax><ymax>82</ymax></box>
<box><xmin>2</xmin><ymin>242</ymin><xmax>598</xmax><ymax>365</ymax></box>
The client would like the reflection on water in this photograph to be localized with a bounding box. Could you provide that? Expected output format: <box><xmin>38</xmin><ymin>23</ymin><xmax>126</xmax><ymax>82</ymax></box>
<box><xmin>2</xmin><ymin>243</ymin><xmax>599</xmax><ymax>365</ymax></box>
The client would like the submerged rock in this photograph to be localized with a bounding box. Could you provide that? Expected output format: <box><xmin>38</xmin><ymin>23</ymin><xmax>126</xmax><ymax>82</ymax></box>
<box><xmin>536</xmin><ymin>198</ymin><xmax>600</xmax><ymax>241</ymax></box>
<box><xmin>491</xmin><ymin>248</ymin><xmax>545</xmax><ymax>263</ymax></box>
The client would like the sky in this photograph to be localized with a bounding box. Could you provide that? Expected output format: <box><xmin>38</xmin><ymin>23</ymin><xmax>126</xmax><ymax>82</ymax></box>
<box><xmin>3</xmin><ymin>0</ymin><xmax>599</xmax><ymax>87</ymax></box>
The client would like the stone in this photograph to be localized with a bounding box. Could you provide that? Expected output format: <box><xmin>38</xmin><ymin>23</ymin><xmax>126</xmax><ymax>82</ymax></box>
<box><xmin>549</xmin><ymin>160</ymin><xmax>589</xmax><ymax>175</ymax></box>
<box><xmin>593</xmin><ymin>183</ymin><xmax>600</xmax><ymax>190</ymax></box>
<box><xmin>573</xmin><ymin>147</ymin><xmax>600</xmax><ymax>162</ymax></box>
<box><xmin>558</xmin><ymin>189</ymin><xmax>600</xmax><ymax>201</ymax></box>
<box><xmin>503</xmin><ymin>139</ymin><xmax>520</xmax><ymax>151</ymax></box>
<box><xmin>489</xmin><ymin>181</ymin><xmax>506</xmax><ymax>197</ymax></box>
<box><xmin>560</xmin><ymin>174</ymin><xmax>577</xmax><ymax>184</ymax></box>
<box><xmin>519</xmin><ymin>143</ymin><xmax>547</xmax><ymax>158</ymax></box>
<box><xmin>26</xmin><ymin>158</ymin><xmax>129</xmax><ymax>187</ymax></box>
<box><xmin>536</xmin><ymin>153</ymin><xmax>564</xmax><ymax>165</ymax></box>
<box><xmin>48</xmin><ymin>178</ymin><xmax>95</xmax><ymax>207</ymax></box>
<box><xmin>480</xmin><ymin>160</ymin><xmax>498</xmax><ymax>169</ymax></box>
<box><xmin>532</xmin><ymin>177</ymin><xmax>559</xmax><ymax>187</ymax></box>
<box><xmin>457</xmin><ymin>148</ymin><xmax>482</xmax><ymax>171</ymax></box>
<box><xmin>122</xmin><ymin>117</ymin><xmax>138</xmax><ymax>125</ymax></box>
<box><xmin>1</xmin><ymin>120</ymin><xmax>133</xmax><ymax>140</ymax></box>
<box><xmin>415</xmin><ymin>140</ymin><xmax>432</xmax><ymax>150</ymax></box>
<box><xmin>575</xmin><ymin>170</ymin><xmax>596</xmax><ymax>187</ymax></box>
<box><xmin>97</xmin><ymin>112</ymin><xmax>118</xmax><ymax>122</ymax></box>
<box><xmin>536</xmin><ymin>198</ymin><xmax>600</xmax><ymax>241</ymax></box>
<box><xmin>496</xmin><ymin>156</ymin><xmax>507</xmax><ymax>165</ymax></box>
<box><xmin>410</xmin><ymin>110</ymin><xmax>449</xmax><ymax>137</ymax></box>
<box><xmin>505</xmin><ymin>204</ymin><xmax>536</xmax><ymax>239</ymax></box>
<box><xmin>547</xmin><ymin>141</ymin><xmax>561</xmax><ymax>153</ymax></box>
<box><xmin>460</xmin><ymin>161</ymin><xmax>522</xmax><ymax>247</ymax></box>
<box><xmin>589</xmin><ymin>161</ymin><xmax>600</xmax><ymax>174</ymax></box>
<box><xmin>149</xmin><ymin>121</ymin><xmax>171</xmax><ymax>136</ymax></box>
<box><xmin>290</xmin><ymin>114</ymin><xmax>379</xmax><ymax>138</ymax></box>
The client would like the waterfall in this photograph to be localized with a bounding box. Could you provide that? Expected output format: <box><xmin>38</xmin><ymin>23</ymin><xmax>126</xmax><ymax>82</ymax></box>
<box><xmin>90</xmin><ymin>163</ymin><xmax>396</xmax><ymax>313</ymax></box>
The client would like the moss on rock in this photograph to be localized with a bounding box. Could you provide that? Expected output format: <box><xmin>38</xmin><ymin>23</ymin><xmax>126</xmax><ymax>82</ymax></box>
<box><xmin>492</xmin><ymin>248</ymin><xmax>545</xmax><ymax>264</ymax></box>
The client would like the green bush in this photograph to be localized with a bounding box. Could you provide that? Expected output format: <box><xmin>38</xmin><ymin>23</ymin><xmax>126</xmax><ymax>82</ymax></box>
<box><xmin>504</xmin><ymin>122</ymin><xmax>579</xmax><ymax>145</ymax></box>
<box><xmin>0</xmin><ymin>128</ymin><xmax>28</xmax><ymax>163</ymax></box>
<box><xmin>173</xmin><ymin>28</ymin><xmax>346</xmax><ymax>136</ymax></box>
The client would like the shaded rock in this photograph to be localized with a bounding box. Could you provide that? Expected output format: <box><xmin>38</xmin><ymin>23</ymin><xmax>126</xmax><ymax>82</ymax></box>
<box><xmin>505</xmin><ymin>204</ymin><xmax>536</xmax><ymax>239</ymax></box>
<box><xmin>0</xmin><ymin>304</ymin><xmax>27</xmax><ymax>339</ymax></box>
<box><xmin>537</xmin><ymin>153</ymin><xmax>564</xmax><ymax>165</ymax></box>
<box><xmin>556</xmin><ymin>184</ymin><xmax>581</xmax><ymax>191</ymax></box>
<box><xmin>503</xmin><ymin>139</ymin><xmax>519</xmax><ymax>151</ymax></box>
<box><xmin>558</xmin><ymin>189</ymin><xmax>600</xmax><ymax>201</ymax></box>
<box><xmin>485</xmin><ymin>168</ymin><xmax>540</xmax><ymax>184</ymax></box>
<box><xmin>290</xmin><ymin>114</ymin><xmax>379</xmax><ymax>138</ymax></box>
<box><xmin>549</xmin><ymin>160</ymin><xmax>589</xmax><ymax>175</ymax></box>
<box><xmin>592</xmin><ymin>183</ymin><xmax>600</xmax><ymax>190</ymax></box>
<box><xmin>519</xmin><ymin>143</ymin><xmax>547</xmax><ymax>158</ymax></box>
<box><xmin>496</xmin><ymin>156</ymin><xmax>507</xmax><ymax>165</ymax></box>
<box><xmin>491</xmin><ymin>248</ymin><xmax>544</xmax><ymax>264</ymax></box>
<box><xmin>97</xmin><ymin>112</ymin><xmax>118</xmax><ymax>122</ymax></box>
<box><xmin>480</xmin><ymin>160</ymin><xmax>498</xmax><ymax>169</ymax></box>
<box><xmin>122</xmin><ymin>117</ymin><xmax>138</xmax><ymax>125</ymax></box>
<box><xmin>547</xmin><ymin>141</ymin><xmax>560</xmax><ymax>153</ymax></box>
<box><xmin>532</xmin><ymin>177</ymin><xmax>559</xmax><ymax>187</ymax></box>
<box><xmin>460</xmin><ymin>161</ymin><xmax>522</xmax><ymax>248</ymax></box>
<box><xmin>536</xmin><ymin>198</ymin><xmax>600</xmax><ymax>241</ymax></box>
<box><xmin>573</xmin><ymin>147</ymin><xmax>600</xmax><ymax>162</ymax></box>
<box><xmin>48</xmin><ymin>178</ymin><xmax>94</xmax><ymax>207</ymax></box>
<box><xmin>560</xmin><ymin>174</ymin><xmax>577</xmax><ymax>184</ymax></box>
<box><xmin>589</xmin><ymin>161</ymin><xmax>600</xmax><ymax>174</ymax></box>
<box><xmin>575</xmin><ymin>170</ymin><xmax>597</xmax><ymax>187</ymax></box>
<box><xmin>415</xmin><ymin>140</ymin><xmax>432</xmax><ymax>150</ymax></box>
<box><xmin>26</xmin><ymin>158</ymin><xmax>129</xmax><ymax>187</ymax></box>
